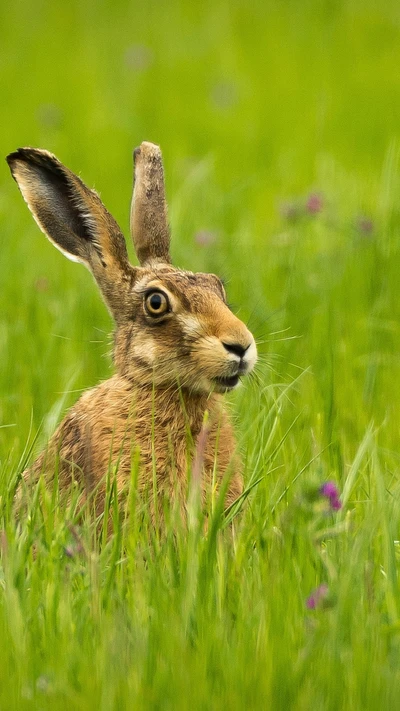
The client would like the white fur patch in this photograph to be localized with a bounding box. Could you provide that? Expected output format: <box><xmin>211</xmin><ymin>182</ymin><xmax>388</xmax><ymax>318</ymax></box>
<box><xmin>243</xmin><ymin>339</ymin><xmax>258</xmax><ymax>372</ymax></box>
<box><xmin>133</xmin><ymin>338</ymin><xmax>156</xmax><ymax>364</ymax></box>
<box><xmin>135</xmin><ymin>275</ymin><xmax>153</xmax><ymax>292</ymax></box>
<box><xmin>178</xmin><ymin>314</ymin><xmax>203</xmax><ymax>337</ymax></box>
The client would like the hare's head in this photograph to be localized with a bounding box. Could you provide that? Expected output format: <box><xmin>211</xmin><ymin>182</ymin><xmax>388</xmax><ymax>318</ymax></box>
<box><xmin>7</xmin><ymin>143</ymin><xmax>257</xmax><ymax>393</ymax></box>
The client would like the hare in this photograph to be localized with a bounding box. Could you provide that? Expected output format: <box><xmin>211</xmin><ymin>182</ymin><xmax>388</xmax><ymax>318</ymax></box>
<box><xmin>7</xmin><ymin>142</ymin><xmax>257</xmax><ymax>523</ymax></box>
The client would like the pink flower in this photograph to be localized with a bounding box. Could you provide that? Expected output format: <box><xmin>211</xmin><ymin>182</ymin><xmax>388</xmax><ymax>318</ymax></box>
<box><xmin>306</xmin><ymin>192</ymin><xmax>323</xmax><ymax>214</ymax></box>
<box><xmin>356</xmin><ymin>216</ymin><xmax>374</xmax><ymax>236</ymax></box>
<box><xmin>306</xmin><ymin>583</ymin><xmax>329</xmax><ymax>609</ymax></box>
<box><xmin>194</xmin><ymin>230</ymin><xmax>217</xmax><ymax>246</ymax></box>
<box><xmin>320</xmin><ymin>481</ymin><xmax>342</xmax><ymax>511</ymax></box>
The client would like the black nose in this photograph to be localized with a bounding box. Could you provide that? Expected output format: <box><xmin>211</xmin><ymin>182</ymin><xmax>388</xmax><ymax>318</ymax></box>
<box><xmin>222</xmin><ymin>342</ymin><xmax>249</xmax><ymax>358</ymax></box>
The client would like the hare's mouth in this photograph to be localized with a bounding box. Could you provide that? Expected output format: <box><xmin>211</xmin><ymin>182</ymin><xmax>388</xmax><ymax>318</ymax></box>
<box><xmin>212</xmin><ymin>374</ymin><xmax>240</xmax><ymax>392</ymax></box>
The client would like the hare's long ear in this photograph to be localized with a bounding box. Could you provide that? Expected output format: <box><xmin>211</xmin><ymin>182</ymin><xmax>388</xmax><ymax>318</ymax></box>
<box><xmin>6</xmin><ymin>148</ymin><xmax>134</xmax><ymax>321</ymax></box>
<box><xmin>130</xmin><ymin>141</ymin><xmax>171</xmax><ymax>266</ymax></box>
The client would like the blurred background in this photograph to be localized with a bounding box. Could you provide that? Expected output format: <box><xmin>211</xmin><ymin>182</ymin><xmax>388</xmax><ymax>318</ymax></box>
<box><xmin>1</xmin><ymin>0</ymin><xmax>400</xmax><ymax>480</ymax></box>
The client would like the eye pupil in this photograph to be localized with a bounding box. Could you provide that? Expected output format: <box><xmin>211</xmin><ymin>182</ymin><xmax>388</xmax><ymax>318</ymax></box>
<box><xmin>150</xmin><ymin>294</ymin><xmax>162</xmax><ymax>310</ymax></box>
<box><xmin>145</xmin><ymin>290</ymin><xmax>169</xmax><ymax>317</ymax></box>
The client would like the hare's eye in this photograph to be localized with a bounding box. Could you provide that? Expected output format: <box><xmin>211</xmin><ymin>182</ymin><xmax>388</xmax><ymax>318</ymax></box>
<box><xmin>144</xmin><ymin>290</ymin><xmax>169</xmax><ymax>317</ymax></box>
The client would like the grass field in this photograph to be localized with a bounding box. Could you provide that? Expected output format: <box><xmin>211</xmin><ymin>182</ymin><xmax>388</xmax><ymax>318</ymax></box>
<box><xmin>2</xmin><ymin>0</ymin><xmax>400</xmax><ymax>708</ymax></box>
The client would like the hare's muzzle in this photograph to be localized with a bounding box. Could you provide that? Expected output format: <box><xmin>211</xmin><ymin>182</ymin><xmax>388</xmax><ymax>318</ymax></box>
<box><xmin>212</xmin><ymin>335</ymin><xmax>257</xmax><ymax>392</ymax></box>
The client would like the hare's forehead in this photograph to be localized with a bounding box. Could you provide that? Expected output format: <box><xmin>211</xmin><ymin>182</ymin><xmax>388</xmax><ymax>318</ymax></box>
<box><xmin>133</xmin><ymin>269</ymin><xmax>226</xmax><ymax>308</ymax></box>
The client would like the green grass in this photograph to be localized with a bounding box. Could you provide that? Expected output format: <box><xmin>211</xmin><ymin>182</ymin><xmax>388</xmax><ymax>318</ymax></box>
<box><xmin>2</xmin><ymin>0</ymin><xmax>400</xmax><ymax>707</ymax></box>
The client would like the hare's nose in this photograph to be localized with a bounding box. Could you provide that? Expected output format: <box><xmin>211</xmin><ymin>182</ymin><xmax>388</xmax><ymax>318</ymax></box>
<box><xmin>222</xmin><ymin>342</ymin><xmax>250</xmax><ymax>359</ymax></box>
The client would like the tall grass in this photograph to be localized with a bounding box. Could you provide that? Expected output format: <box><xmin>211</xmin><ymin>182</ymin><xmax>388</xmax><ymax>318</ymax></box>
<box><xmin>1</xmin><ymin>0</ymin><xmax>400</xmax><ymax>707</ymax></box>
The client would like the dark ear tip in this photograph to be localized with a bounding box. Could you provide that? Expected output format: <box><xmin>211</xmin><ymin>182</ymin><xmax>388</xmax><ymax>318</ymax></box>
<box><xmin>6</xmin><ymin>148</ymin><xmax>24</xmax><ymax>168</ymax></box>
<box><xmin>7</xmin><ymin>147</ymin><xmax>37</xmax><ymax>161</ymax></box>
<box><xmin>6</xmin><ymin>147</ymin><xmax>60</xmax><ymax>173</ymax></box>
<box><xmin>5</xmin><ymin>149</ymin><xmax>28</xmax><ymax>178</ymax></box>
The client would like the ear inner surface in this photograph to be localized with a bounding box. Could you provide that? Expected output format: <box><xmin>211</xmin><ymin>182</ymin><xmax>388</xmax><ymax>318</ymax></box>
<box><xmin>130</xmin><ymin>141</ymin><xmax>171</xmax><ymax>266</ymax></box>
<box><xmin>7</xmin><ymin>147</ymin><xmax>133</xmax><ymax>319</ymax></box>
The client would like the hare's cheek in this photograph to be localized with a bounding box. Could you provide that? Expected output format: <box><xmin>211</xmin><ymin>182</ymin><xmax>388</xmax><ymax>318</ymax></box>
<box><xmin>132</xmin><ymin>338</ymin><xmax>156</xmax><ymax>366</ymax></box>
<box><xmin>178</xmin><ymin>314</ymin><xmax>203</xmax><ymax>338</ymax></box>
<box><xmin>191</xmin><ymin>338</ymin><xmax>225</xmax><ymax>375</ymax></box>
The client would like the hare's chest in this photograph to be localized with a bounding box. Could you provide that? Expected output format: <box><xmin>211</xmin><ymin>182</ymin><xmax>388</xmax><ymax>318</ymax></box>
<box><xmin>86</xmin><ymin>387</ymin><xmax>237</xmax><ymax>500</ymax></box>
<box><xmin>87</xmin><ymin>400</ymin><xmax>192</xmax><ymax>483</ymax></box>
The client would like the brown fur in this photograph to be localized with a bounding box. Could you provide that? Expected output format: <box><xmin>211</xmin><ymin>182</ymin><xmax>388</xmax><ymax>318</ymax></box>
<box><xmin>6</xmin><ymin>142</ymin><xmax>257</xmax><ymax>525</ymax></box>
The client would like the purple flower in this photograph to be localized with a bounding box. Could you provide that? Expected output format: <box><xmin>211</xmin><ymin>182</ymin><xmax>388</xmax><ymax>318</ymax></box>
<box><xmin>194</xmin><ymin>230</ymin><xmax>217</xmax><ymax>246</ymax></box>
<box><xmin>306</xmin><ymin>583</ymin><xmax>329</xmax><ymax>609</ymax></box>
<box><xmin>306</xmin><ymin>192</ymin><xmax>323</xmax><ymax>214</ymax></box>
<box><xmin>356</xmin><ymin>215</ymin><xmax>374</xmax><ymax>237</ymax></box>
<box><xmin>279</xmin><ymin>201</ymin><xmax>301</xmax><ymax>222</ymax></box>
<box><xmin>320</xmin><ymin>481</ymin><xmax>338</xmax><ymax>498</ymax></box>
<box><xmin>320</xmin><ymin>480</ymin><xmax>342</xmax><ymax>511</ymax></box>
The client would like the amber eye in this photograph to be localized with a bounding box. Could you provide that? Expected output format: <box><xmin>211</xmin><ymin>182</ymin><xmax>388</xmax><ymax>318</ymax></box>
<box><xmin>144</xmin><ymin>290</ymin><xmax>169</xmax><ymax>317</ymax></box>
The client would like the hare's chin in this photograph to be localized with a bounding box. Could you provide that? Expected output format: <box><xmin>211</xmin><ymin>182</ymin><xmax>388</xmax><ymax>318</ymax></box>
<box><xmin>212</xmin><ymin>374</ymin><xmax>241</xmax><ymax>393</ymax></box>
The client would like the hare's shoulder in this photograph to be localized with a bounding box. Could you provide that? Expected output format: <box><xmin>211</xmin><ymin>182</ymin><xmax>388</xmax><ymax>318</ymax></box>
<box><xmin>24</xmin><ymin>376</ymin><xmax>135</xmax><ymax>488</ymax></box>
<box><xmin>78</xmin><ymin>374</ymin><xmax>136</xmax><ymax>422</ymax></box>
